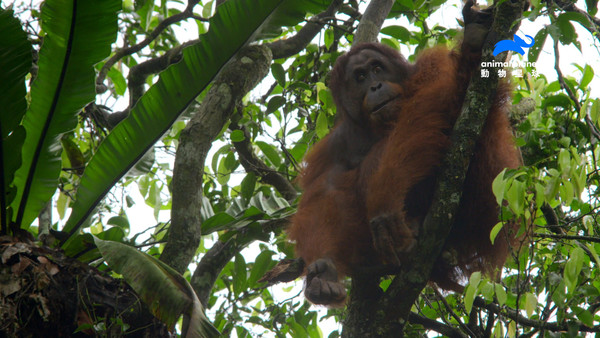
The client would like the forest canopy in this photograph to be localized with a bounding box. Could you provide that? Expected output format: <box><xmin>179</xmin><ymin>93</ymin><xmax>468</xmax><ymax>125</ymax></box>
<box><xmin>2</xmin><ymin>0</ymin><xmax>600</xmax><ymax>336</ymax></box>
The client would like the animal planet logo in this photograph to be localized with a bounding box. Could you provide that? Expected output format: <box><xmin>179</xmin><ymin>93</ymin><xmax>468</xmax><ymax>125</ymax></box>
<box><xmin>493</xmin><ymin>34</ymin><xmax>535</xmax><ymax>56</ymax></box>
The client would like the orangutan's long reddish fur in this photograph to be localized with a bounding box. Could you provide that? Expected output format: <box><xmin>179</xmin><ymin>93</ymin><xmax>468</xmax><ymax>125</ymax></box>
<box><xmin>288</xmin><ymin>42</ymin><xmax>521</xmax><ymax>303</ymax></box>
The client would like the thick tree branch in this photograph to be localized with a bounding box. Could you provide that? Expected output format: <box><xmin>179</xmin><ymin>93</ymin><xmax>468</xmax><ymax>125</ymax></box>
<box><xmin>160</xmin><ymin>46</ymin><xmax>272</xmax><ymax>273</ymax></box>
<box><xmin>372</xmin><ymin>0</ymin><xmax>527</xmax><ymax>333</ymax></box>
<box><xmin>353</xmin><ymin>0</ymin><xmax>395</xmax><ymax>44</ymax></box>
<box><xmin>191</xmin><ymin>218</ymin><xmax>288</xmax><ymax>307</ymax></box>
<box><xmin>127</xmin><ymin>40</ymin><xmax>198</xmax><ymax>108</ymax></box>
<box><xmin>189</xmin><ymin>4</ymin><xmax>353</xmax><ymax>303</ymax></box>
<box><xmin>339</xmin><ymin>1</ymin><xmax>404</xmax><ymax>334</ymax></box>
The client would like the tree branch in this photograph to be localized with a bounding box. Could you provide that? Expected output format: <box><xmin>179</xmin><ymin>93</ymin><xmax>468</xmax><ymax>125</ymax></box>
<box><xmin>159</xmin><ymin>45</ymin><xmax>272</xmax><ymax>273</ymax></box>
<box><xmin>267</xmin><ymin>0</ymin><xmax>343</xmax><ymax>59</ymax></box>
<box><xmin>191</xmin><ymin>218</ymin><xmax>288</xmax><ymax>307</ymax></box>
<box><xmin>127</xmin><ymin>40</ymin><xmax>198</xmax><ymax>108</ymax></box>
<box><xmin>229</xmin><ymin>122</ymin><xmax>298</xmax><ymax>202</ymax></box>
<box><xmin>552</xmin><ymin>37</ymin><xmax>600</xmax><ymax>141</ymax></box>
<box><xmin>552</xmin><ymin>0</ymin><xmax>600</xmax><ymax>38</ymax></box>
<box><xmin>379</xmin><ymin>0</ymin><xmax>527</xmax><ymax>329</ymax></box>
<box><xmin>188</xmin><ymin>3</ymin><xmax>356</xmax><ymax>303</ymax></box>
<box><xmin>473</xmin><ymin>297</ymin><xmax>600</xmax><ymax>333</ymax></box>
<box><xmin>96</xmin><ymin>1</ymin><xmax>203</xmax><ymax>91</ymax></box>
<box><xmin>408</xmin><ymin>313</ymin><xmax>468</xmax><ymax>338</ymax></box>
<box><xmin>353</xmin><ymin>0</ymin><xmax>395</xmax><ymax>44</ymax></box>
<box><xmin>534</xmin><ymin>232</ymin><xmax>600</xmax><ymax>243</ymax></box>
<box><xmin>539</xmin><ymin>203</ymin><xmax>598</xmax><ymax>262</ymax></box>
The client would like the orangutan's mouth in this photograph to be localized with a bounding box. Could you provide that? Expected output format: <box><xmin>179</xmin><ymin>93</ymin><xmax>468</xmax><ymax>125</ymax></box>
<box><xmin>371</xmin><ymin>94</ymin><xmax>401</xmax><ymax>115</ymax></box>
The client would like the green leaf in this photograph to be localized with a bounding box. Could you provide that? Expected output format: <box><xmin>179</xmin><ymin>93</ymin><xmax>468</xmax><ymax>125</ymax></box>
<box><xmin>266</xmin><ymin>95</ymin><xmax>286</xmax><ymax>114</ymax></box>
<box><xmin>290</xmin><ymin>141</ymin><xmax>307</xmax><ymax>162</ymax></box>
<box><xmin>11</xmin><ymin>0</ymin><xmax>120</xmax><ymax>228</ymax></box>
<box><xmin>544</xmin><ymin>175</ymin><xmax>560</xmax><ymax>201</ymax></box>
<box><xmin>543</xmin><ymin>94</ymin><xmax>572</xmax><ymax>109</ymax></box>
<box><xmin>490</xmin><ymin>222</ymin><xmax>503</xmax><ymax>245</ymax></box>
<box><xmin>494</xmin><ymin>283</ymin><xmax>507</xmax><ymax>306</ymax></box>
<box><xmin>217</xmin><ymin>156</ymin><xmax>231</xmax><ymax>185</ymax></box>
<box><xmin>492</xmin><ymin>168</ymin><xmax>508</xmax><ymax>206</ymax></box>
<box><xmin>583</xmin><ymin>215</ymin><xmax>594</xmax><ymax>234</ymax></box>
<box><xmin>62</xmin><ymin>0</ymin><xmax>301</xmax><ymax>245</ymax></box>
<box><xmin>559</xmin><ymin>180</ymin><xmax>574</xmax><ymax>206</ymax></box>
<box><xmin>574</xmin><ymin>164</ymin><xmax>587</xmax><ymax>199</ymax></box>
<box><xmin>137</xmin><ymin>0</ymin><xmax>154</xmax><ymax>31</ymax></box>
<box><xmin>556</xmin><ymin>15</ymin><xmax>576</xmax><ymax>45</ymax></box>
<box><xmin>508</xmin><ymin>321</ymin><xmax>516</xmax><ymax>337</ymax></box>
<box><xmin>62</xmin><ymin>231</ymin><xmax>96</xmax><ymax>258</ymax></box>
<box><xmin>397</xmin><ymin>0</ymin><xmax>414</xmax><ymax>10</ymax></box>
<box><xmin>324</xmin><ymin>28</ymin><xmax>334</xmax><ymax>49</ymax></box>
<box><xmin>564</xmin><ymin>246</ymin><xmax>585</xmax><ymax>293</ymax></box>
<box><xmin>507</xmin><ymin>180</ymin><xmax>525</xmax><ymax>215</ymax></box>
<box><xmin>315</xmin><ymin>111</ymin><xmax>329</xmax><ymax>139</ymax></box>
<box><xmin>258</xmin><ymin>0</ymin><xmax>328</xmax><ymax>37</ymax></box>
<box><xmin>0</xmin><ymin>8</ymin><xmax>30</xmax><ymax>218</ymax></box>
<box><xmin>248</xmin><ymin>250</ymin><xmax>273</xmax><ymax>286</ymax></box>
<box><xmin>271</xmin><ymin>63</ymin><xmax>286</xmax><ymax>88</ymax></box>
<box><xmin>493</xmin><ymin>321</ymin><xmax>504</xmax><ymax>337</ymax></box>
<box><xmin>96</xmin><ymin>226</ymin><xmax>125</xmax><ymax>242</ymax></box>
<box><xmin>224</xmin><ymin>151</ymin><xmax>238</xmax><ymax>172</ymax></box>
<box><xmin>199</xmin><ymin>195</ymin><xmax>215</xmax><ymax>221</ymax></box>
<box><xmin>0</xmin><ymin>8</ymin><xmax>31</xmax><ymax>136</ymax></box>
<box><xmin>525</xmin><ymin>292</ymin><xmax>537</xmax><ymax>317</ymax></box>
<box><xmin>318</xmin><ymin>88</ymin><xmax>334</xmax><ymax>111</ymax></box>
<box><xmin>107</xmin><ymin>66</ymin><xmax>127</xmax><ymax>96</ymax></box>
<box><xmin>256</xmin><ymin>141</ymin><xmax>282</xmax><ymax>167</ymax></box>
<box><xmin>558</xmin><ymin>148</ymin><xmax>571</xmax><ymax>176</ymax></box>
<box><xmin>579</xmin><ymin>65</ymin><xmax>594</xmax><ymax>89</ymax></box>
<box><xmin>201</xmin><ymin>212</ymin><xmax>236</xmax><ymax>234</ymax></box>
<box><xmin>211</xmin><ymin>145</ymin><xmax>230</xmax><ymax>173</ymax></box>
<box><xmin>240</xmin><ymin>172</ymin><xmax>257</xmax><ymax>200</ymax></box>
<box><xmin>202</xmin><ymin>0</ymin><xmax>214</xmax><ymax>18</ymax></box>
<box><xmin>574</xmin><ymin>306</ymin><xmax>594</xmax><ymax>327</ymax></box>
<box><xmin>380</xmin><ymin>25</ymin><xmax>410</xmax><ymax>42</ymax></box>
<box><xmin>107</xmin><ymin>216</ymin><xmax>130</xmax><ymax>231</ymax></box>
<box><xmin>586</xmin><ymin>0</ymin><xmax>598</xmax><ymax>15</ymax></box>
<box><xmin>464</xmin><ymin>271</ymin><xmax>481</xmax><ymax>313</ymax></box>
<box><xmin>534</xmin><ymin>183</ymin><xmax>546</xmax><ymax>207</ymax></box>
<box><xmin>94</xmin><ymin>238</ymin><xmax>219</xmax><ymax>337</ymax></box>
<box><xmin>585</xmin><ymin>243</ymin><xmax>600</xmax><ymax>267</ymax></box>
<box><xmin>480</xmin><ymin>281</ymin><xmax>494</xmax><ymax>301</ymax></box>
<box><xmin>233</xmin><ymin>253</ymin><xmax>247</xmax><ymax>295</ymax></box>
<box><xmin>528</xmin><ymin>28</ymin><xmax>548</xmax><ymax>63</ymax></box>
<box><xmin>56</xmin><ymin>192</ymin><xmax>70</xmax><ymax>220</ymax></box>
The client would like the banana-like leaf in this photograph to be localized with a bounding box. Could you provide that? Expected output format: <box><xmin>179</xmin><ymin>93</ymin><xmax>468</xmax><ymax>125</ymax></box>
<box><xmin>61</xmin><ymin>0</ymin><xmax>322</xmax><ymax>245</ymax></box>
<box><xmin>94</xmin><ymin>238</ymin><xmax>219</xmax><ymax>337</ymax></box>
<box><xmin>10</xmin><ymin>0</ymin><xmax>120</xmax><ymax>227</ymax></box>
<box><xmin>0</xmin><ymin>8</ymin><xmax>31</xmax><ymax>223</ymax></box>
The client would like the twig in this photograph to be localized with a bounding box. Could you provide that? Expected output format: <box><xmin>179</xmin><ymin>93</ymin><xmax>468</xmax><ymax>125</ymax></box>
<box><xmin>96</xmin><ymin>1</ymin><xmax>204</xmax><ymax>90</ymax></box>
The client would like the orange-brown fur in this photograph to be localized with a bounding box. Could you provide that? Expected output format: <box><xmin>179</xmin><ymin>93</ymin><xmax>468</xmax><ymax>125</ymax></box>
<box><xmin>288</xmin><ymin>41</ymin><xmax>520</xmax><ymax>304</ymax></box>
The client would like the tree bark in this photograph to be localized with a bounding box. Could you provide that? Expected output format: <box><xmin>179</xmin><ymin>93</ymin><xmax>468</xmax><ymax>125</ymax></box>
<box><xmin>160</xmin><ymin>45</ymin><xmax>272</xmax><ymax>273</ymax></box>
<box><xmin>354</xmin><ymin>0</ymin><xmax>395</xmax><ymax>44</ymax></box>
